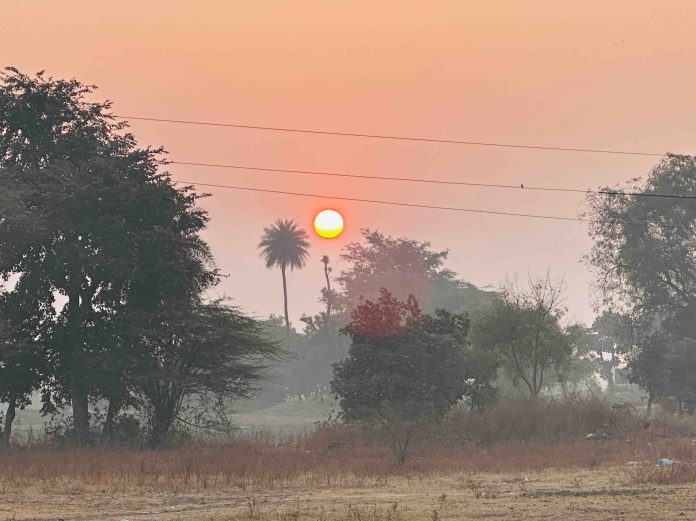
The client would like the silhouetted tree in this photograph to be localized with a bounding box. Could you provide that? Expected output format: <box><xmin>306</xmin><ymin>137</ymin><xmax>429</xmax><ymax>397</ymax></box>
<box><xmin>258</xmin><ymin>219</ymin><xmax>310</xmax><ymax>336</ymax></box>
<box><xmin>0</xmin><ymin>68</ymin><xmax>218</xmax><ymax>443</ymax></box>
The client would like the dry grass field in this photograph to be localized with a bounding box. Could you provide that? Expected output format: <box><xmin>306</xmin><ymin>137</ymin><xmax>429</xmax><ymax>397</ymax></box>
<box><xmin>3</xmin><ymin>432</ymin><xmax>696</xmax><ymax>520</ymax></box>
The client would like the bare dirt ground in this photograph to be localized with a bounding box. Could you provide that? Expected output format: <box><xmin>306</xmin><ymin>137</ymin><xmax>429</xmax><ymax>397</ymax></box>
<box><xmin>4</xmin><ymin>467</ymin><xmax>695</xmax><ymax>521</ymax></box>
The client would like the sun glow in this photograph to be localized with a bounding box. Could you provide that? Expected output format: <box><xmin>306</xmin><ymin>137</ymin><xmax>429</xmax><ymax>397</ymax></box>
<box><xmin>313</xmin><ymin>209</ymin><xmax>344</xmax><ymax>239</ymax></box>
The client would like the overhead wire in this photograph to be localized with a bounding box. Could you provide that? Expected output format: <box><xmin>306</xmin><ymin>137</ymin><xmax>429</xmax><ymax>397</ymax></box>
<box><xmin>168</xmin><ymin>161</ymin><xmax>696</xmax><ymax>200</ymax></box>
<box><xmin>171</xmin><ymin>179</ymin><xmax>677</xmax><ymax>228</ymax></box>
<box><xmin>116</xmin><ymin>114</ymin><xmax>694</xmax><ymax>223</ymax></box>
<box><xmin>118</xmin><ymin>115</ymin><xmax>680</xmax><ymax>158</ymax></box>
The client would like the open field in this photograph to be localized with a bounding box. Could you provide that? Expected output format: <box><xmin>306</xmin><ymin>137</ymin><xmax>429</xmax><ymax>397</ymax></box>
<box><xmin>3</xmin><ymin>435</ymin><xmax>696</xmax><ymax>520</ymax></box>
<box><xmin>4</xmin><ymin>466</ymin><xmax>696</xmax><ymax>520</ymax></box>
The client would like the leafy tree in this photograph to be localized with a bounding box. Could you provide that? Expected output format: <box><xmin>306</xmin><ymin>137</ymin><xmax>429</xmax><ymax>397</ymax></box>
<box><xmin>664</xmin><ymin>338</ymin><xmax>696</xmax><ymax>413</ymax></box>
<box><xmin>586</xmin><ymin>311</ymin><xmax>634</xmax><ymax>392</ymax></box>
<box><xmin>625</xmin><ymin>325</ymin><xmax>696</xmax><ymax>415</ymax></box>
<box><xmin>473</xmin><ymin>275</ymin><xmax>574</xmax><ymax>398</ymax></box>
<box><xmin>0</xmin><ymin>294</ymin><xmax>42</xmax><ymax>443</ymax></box>
<box><xmin>258</xmin><ymin>219</ymin><xmax>310</xmax><ymax>336</ymax></box>
<box><xmin>129</xmin><ymin>299</ymin><xmax>277</xmax><ymax>447</ymax></box>
<box><xmin>0</xmin><ymin>68</ymin><xmax>217</xmax><ymax>443</ymax></box>
<box><xmin>337</xmin><ymin>229</ymin><xmax>493</xmax><ymax>319</ymax></box>
<box><xmin>332</xmin><ymin>289</ymin><xmax>495</xmax><ymax>421</ymax></box>
<box><xmin>587</xmin><ymin>155</ymin><xmax>696</xmax><ymax>320</ymax></box>
<box><xmin>0</xmin><ymin>291</ymin><xmax>45</xmax><ymax>443</ymax></box>
<box><xmin>586</xmin><ymin>155</ymin><xmax>696</xmax><ymax>410</ymax></box>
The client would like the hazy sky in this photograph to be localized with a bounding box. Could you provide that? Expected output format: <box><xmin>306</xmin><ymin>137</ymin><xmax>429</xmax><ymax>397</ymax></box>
<box><xmin>4</xmin><ymin>1</ymin><xmax>696</xmax><ymax>325</ymax></box>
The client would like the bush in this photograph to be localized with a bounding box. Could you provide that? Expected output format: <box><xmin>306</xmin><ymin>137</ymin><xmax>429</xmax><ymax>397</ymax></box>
<box><xmin>443</xmin><ymin>396</ymin><xmax>642</xmax><ymax>445</ymax></box>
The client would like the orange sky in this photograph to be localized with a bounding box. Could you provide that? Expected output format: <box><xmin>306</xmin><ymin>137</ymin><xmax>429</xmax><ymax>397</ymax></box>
<box><xmin>4</xmin><ymin>1</ymin><xmax>696</xmax><ymax>325</ymax></box>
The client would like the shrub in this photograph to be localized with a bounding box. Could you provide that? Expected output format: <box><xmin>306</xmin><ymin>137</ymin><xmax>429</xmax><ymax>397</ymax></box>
<box><xmin>443</xmin><ymin>396</ymin><xmax>642</xmax><ymax>445</ymax></box>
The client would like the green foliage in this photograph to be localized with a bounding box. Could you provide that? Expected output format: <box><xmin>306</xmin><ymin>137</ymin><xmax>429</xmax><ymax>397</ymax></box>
<box><xmin>582</xmin><ymin>311</ymin><xmax>634</xmax><ymax>390</ymax></box>
<box><xmin>587</xmin><ymin>155</ymin><xmax>696</xmax><ymax>320</ymax></box>
<box><xmin>0</xmin><ymin>67</ymin><xmax>220</xmax><ymax>443</ymax></box>
<box><xmin>586</xmin><ymin>155</ymin><xmax>696</xmax><ymax>408</ymax></box>
<box><xmin>0</xmin><ymin>68</ymin><xmax>279</xmax><ymax>446</ymax></box>
<box><xmin>0</xmin><ymin>293</ymin><xmax>44</xmax><ymax>442</ymax></box>
<box><xmin>628</xmin><ymin>329</ymin><xmax>696</xmax><ymax>413</ymax></box>
<box><xmin>332</xmin><ymin>289</ymin><xmax>496</xmax><ymax>421</ymax></box>
<box><xmin>473</xmin><ymin>276</ymin><xmax>576</xmax><ymax>397</ymax></box>
<box><xmin>129</xmin><ymin>299</ymin><xmax>278</xmax><ymax>447</ymax></box>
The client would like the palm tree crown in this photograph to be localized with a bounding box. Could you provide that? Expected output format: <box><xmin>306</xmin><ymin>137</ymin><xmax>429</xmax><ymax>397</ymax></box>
<box><xmin>258</xmin><ymin>219</ymin><xmax>310</xmax><ymax>270</ymax></box>
<box><xmin>258</xmin><ymin>219</ymin><xmax>310</xmax><ymax>336</ymax></box>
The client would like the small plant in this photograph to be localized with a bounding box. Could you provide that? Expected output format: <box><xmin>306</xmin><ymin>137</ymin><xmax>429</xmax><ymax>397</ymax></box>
<box><xmin>246</xmin><ymin>491</ymin><xmax>257</xmax><ymax>518</ymax></box>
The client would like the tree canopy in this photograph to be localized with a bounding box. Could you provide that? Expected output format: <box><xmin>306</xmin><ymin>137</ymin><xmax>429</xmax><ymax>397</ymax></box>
<box><xmin>586</xmin><ymin>155</ymin><xmax>696</xmax><ymax>409</ymax></box>
<box><xmin>337</xmin><ymin>229</ymin><xmax>494</xmax><ymax>318</ymax></box>
<box><xmin>0</xmin><ymin>68</ymin><xmax>278</xmax><ymax>445</ymax></box>
<box><xmin>473</xmin><ymin>276</ymin><xmax>576</xmax><ymax>397</ymax></box>
<box><xmin>258</xmin><ymin>219</ymin><xmax>310</xmax><ymax>335</ymax></box>
<box><xmin>332</xmin><ymin>289</ymin><xmax>496</xmax><ymax>421</ymax></box>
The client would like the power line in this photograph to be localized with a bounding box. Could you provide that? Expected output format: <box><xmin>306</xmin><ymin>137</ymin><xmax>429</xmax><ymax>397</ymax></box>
<box><xmin>171</xmin><ymin>179</ymin><xmax>655</xmax><ymax>226</ymax></box>
<box><xmin>119</xmin><ymin>115</ymin><xmax>676</xmax><ymax>158</ymax></box>
<box><xmin>169</xmin><ymin>161</ymin><xmax>696</xmax><ymax>200</ymax></box>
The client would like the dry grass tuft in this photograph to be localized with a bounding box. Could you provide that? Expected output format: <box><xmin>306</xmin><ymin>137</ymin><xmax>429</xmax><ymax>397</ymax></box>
<box><xmin>624</xmin><ymin>461</ymin><xmax>696</xmax><ymax>485</ymax></box>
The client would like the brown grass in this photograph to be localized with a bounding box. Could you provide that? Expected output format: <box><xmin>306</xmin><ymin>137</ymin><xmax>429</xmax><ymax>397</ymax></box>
<box><xmin>4</xmin><ymin>400</ymin><xmax>696</xmax><ymax>520</ymax></box>
<box><xmin>3</xmin><ymin>433</ymin><xmax>696</xmax><ymax>520</ymax></box>
<box><xmin>2</xmin><ymin>429</ymin><xmax>696</xmax><ymax>496</ymax></box>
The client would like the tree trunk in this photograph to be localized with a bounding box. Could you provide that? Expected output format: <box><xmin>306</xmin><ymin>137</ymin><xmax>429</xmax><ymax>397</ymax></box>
<box><xmin>102</xmin><ymin>397</ymin><xmax>119</xmax><ymax>443</ymax></box>
<box><xmin>606</xmin><ymin>352</ymin><xmax>616</xmax><ymax>394</ymax></box>
<box><xmin>65</xmin><ymin>290</ymin><xmax>90</xmax><ymax>445</ymax></box>
<box><xmin>70</xmin><ymin>377</ymin><xmax>91</xmax><ymax>445</ymax></box>
<box><xmin>646</xmin><ymin>392</ymin><xmax>653</xmax><ymax>419</ymax></box>
<box><xmin>323</xmin><ymin>261</ymin><xmax>332</xmax><ymax>318</ymax></box>
<box><xmin>3</xmin><ymin>394</ymin><xmax>17</xmax><ymax>445</ymax></box>
<box><xmin>149</xmin><ymin>408</ymin><xmax>174</xmax><ymax>449</ymax></box>
<box><xmin>281</xmin><ymin>264</ymin><xmax>290</xmax><ymax>337</ymax></box>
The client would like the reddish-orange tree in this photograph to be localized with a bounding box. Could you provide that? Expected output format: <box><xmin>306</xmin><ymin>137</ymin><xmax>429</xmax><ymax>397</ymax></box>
<box><xmin>332</xmin><ymin>289</ymin><xmax>495</xmax><ymax>421</ymax></box>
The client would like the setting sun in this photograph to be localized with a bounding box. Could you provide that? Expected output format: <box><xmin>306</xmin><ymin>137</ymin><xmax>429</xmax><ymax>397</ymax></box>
<box><xmin>313</xmin><ymin>209</ymin><xmax>344</xmax><ymax>239</ymax></box>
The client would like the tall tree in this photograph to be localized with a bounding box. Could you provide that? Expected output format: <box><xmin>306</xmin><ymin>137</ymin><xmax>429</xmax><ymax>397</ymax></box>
<box><xmin>586</xmin><ymin>155</ymin><xmax>696</xmax><ymax>410</ymax></box>
<box><xmin>0</xmin><ymin>68</ymin><xmax>218</xmax><ymax>443</ymax></box>
<box><xmin>586</xmin><ymin>155</ymin><xmax>696</xmax><ymax>318</ymax></box>
<box><xmin>586</xmin><ymin>311</ymin><xmax>634</xmax><ymax>392</ymax></box>
<box><xmin>473</xmin><ymin>275</ymin><xmax>574</xmax><ymax>398</ymax></box>
<box><xmin>258</xmin><ymin>219</ymin><xmax>310</xmax><ymax>336</ymax></box>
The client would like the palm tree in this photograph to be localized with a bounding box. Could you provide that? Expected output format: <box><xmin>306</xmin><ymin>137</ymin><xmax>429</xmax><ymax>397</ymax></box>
<box><xmin>258</xmin><ymin>219</ymin><xmax>310</xmax><ymax>336</ymax></box>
